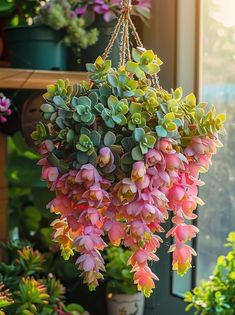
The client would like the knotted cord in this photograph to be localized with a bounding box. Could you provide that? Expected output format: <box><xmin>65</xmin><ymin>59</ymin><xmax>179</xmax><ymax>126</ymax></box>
<box><xmin>102</xmin><ymin>0</ymin><xmax>160</xmax><ymax>88</ymax></box>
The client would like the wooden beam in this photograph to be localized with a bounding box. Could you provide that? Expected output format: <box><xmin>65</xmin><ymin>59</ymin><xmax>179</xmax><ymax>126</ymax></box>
<box><xmin>0</xmin><ymin>68</ymin><xmax>88</xmax><ymax>90</ymax></box>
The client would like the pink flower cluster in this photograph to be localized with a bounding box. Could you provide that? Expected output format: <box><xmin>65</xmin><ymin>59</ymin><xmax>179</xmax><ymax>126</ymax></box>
<box><xmin>75</xmin><ymin>0</ymin><xmax>152</xmax><ymax>23</ymax></box>
<box><xmin>38</xmin><ymin>135</ymin><xmax>221</xmax><ymax>296</ymax></box>
<box><xmin>0</xmin><ymin>93</ymin><xmax>12</xmax><ymax>123</ymax></box>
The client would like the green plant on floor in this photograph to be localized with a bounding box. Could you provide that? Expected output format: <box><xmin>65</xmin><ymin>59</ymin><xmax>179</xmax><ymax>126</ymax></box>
<box><xmin>105</xmin><ymin>247</ymin><xmax>138</xmax><ymax>295</ymax></box>
<box><xmin>0</xmin><ymin>240</ymin><xmax>89</xmax><ymax>315</ymax></box>
<box><xmin>185</xmin><ymin>232</ymin><xmax>235</xmax><ymax>315</ymax></box>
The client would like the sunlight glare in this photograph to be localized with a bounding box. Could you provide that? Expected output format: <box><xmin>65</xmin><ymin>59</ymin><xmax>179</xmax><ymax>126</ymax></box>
<box><xmin>213</xmin><ymin>0</ymin><xmax>235</xmax><ymax>27</ymax></box>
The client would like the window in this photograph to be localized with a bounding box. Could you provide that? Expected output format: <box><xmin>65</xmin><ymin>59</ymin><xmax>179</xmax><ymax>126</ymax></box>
<box><xmin>196</xmin><ymin>0</ymin><xmax>235</xmax><ymax>282</ymax></box>
<box><xmin>143</xmin><ymin>1</ymin><xmax>234</xmax><ymax>314</ymax></box>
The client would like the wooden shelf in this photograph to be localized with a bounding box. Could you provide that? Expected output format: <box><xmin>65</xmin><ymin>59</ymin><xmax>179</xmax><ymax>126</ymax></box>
<box><xmin>0</xmin><ymin>68</ymin><xmax>88</xmax><ymax>90</ymax></box>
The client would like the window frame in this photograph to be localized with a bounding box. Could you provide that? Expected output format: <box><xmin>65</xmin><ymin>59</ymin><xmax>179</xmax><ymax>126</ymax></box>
<box><xmin>142</xmin><ymin>0</ymin><xmax>202</xmax><ymax>313</ymax></box>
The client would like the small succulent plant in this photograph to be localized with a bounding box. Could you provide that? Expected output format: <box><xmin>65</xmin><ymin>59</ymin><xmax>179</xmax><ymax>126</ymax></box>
<box><xmin>0</xmin><ymin>241</ymin><xmax>88</xmax><ymax>315</ymax></box>
<box><xmin>100</xmin><ymin>95</ymin><xmax>129</xmax><ymax>128</ymax></box>
<box><xmin>126</xmin><ymin>48</ymin><xmax>163</xmax><ymax>79</ymax></box>
<box><xmin>43</xmin><ymin>79</ymin><xmax>74</xmax><ymax>102</ymax></box>
<box><xmin>132</xmin><ymin>127</ymin><xmax>156</xmax><ymax>160</ymax></box>
<box><xmin>0</xmin><ymin>283</ymin><xmax>14</xmax><ymax>314</ymax></box>
<box><xmin>72</xmin><ymin>96</ymin><xmax>95</xmax><ymax>125</ymax></box>
<box><xmin>86</xmin><ymin>57</ymin><xmax>111</xmax><ymax>84</ymax></box>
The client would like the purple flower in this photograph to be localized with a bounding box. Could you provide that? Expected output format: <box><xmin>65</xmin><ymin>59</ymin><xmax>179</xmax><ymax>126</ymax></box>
<box><xmin>0</xmin><ymin>93</ymin><xmax>12</xmax><ymax>123</ymax></box>
<box><xmin>75</xmin><ymin>5</ymin><xmax>88</xmax><ymax>15</ymax></box>
<box><xmin>0</xmin><ymin>95</ymin><xmax>11</xmax><ymax>112</ymax></box>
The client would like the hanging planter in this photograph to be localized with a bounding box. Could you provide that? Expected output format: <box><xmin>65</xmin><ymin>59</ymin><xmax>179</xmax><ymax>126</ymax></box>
<box><xmin>32</xmin><ymin>0</ymin><xmax>226</xmax><ymax>300</ymax></box>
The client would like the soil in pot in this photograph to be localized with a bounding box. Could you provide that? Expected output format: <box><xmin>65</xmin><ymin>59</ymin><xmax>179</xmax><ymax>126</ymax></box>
<box><xmin>107</xmin><ymin>292</ymin><xmax>145</xmax><ymax>315</ymax></box>
<box><xmin>5</xmin><ymin>25</ymin><xmax>67</xmax><ymax>70</ymax></box>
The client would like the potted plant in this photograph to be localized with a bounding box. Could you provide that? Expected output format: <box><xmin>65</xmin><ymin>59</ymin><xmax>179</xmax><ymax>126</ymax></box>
<box><xmin>2</xmin><ymin>0</ymin><xmax>98</xmax><ymax>70</ymax></box>
<box><xmin>73</xmin><ymin>0</ymin><xmax>152</xmax><ymax>69</ymax></box>
<box><xmin>185</xmin><ymin>232</ymin><xmax>235</xmax><ymax>315</ymax></box>
<box><xmin>105</xmin><ymin>247</ymin><xmax>144</xmax><ymax>315</ymax></box>
<box><xmin>31</xmin><ymin>2</ymin><xmax>225</xmax><ymax>301</ymax></box>
<box><xmin>0</xmin><ymin>240</ymin><xmax>89</xmax><ymax>315</ymax></box>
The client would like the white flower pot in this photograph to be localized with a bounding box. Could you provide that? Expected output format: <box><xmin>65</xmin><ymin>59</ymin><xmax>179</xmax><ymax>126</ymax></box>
<box><xmin>107</xmin><ymin>292</ymin><xmax>145</xmax><ymax>315</ymax></box>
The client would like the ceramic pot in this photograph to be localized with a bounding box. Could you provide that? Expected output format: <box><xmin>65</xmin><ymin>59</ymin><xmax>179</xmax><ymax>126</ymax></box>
<box><xmin>107</xmin><ymin>292</ymin><xmax>145</xmax><ymax>315</ymax></box>
<box><xmin>5</xmin><ymin>25</ymin><xmax>67</xmax><ymax>70</ymax></box>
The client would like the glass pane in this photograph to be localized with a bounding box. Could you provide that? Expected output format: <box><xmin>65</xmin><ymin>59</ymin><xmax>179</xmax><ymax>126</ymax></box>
<box><xmin>197</xmin><ymin>0</ymin><xmax>235</xmax><ymax>282</ymax></box>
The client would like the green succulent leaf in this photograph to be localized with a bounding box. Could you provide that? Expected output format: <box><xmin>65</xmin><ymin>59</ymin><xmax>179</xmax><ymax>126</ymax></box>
<box><xmin>53</xmin><ymin>95</ymin><xmax>69</xmax><ymax>110</ymax></box>
<box><xmin>134</xmin><ymin>128</ymin><xmax>145</xmax><ymax>142</ymax></box>
<box><xmin>156</xmin><ymin>125</ymin><xmax>168</xmax><ymax>137</ymax></box>
<box><xmin>104</xmin><ymin>131</ymin><xmax>116</xmax><ymax>146</ymax></box>
<box><xmin>131</xmin><ymin>146</ymin><xmax>143</xmax><ymax>161</ymax></box>
<box><xmin>40</xmin><ymin>104</ymin><xmax>55</xmax><ymax>113</ymax></box>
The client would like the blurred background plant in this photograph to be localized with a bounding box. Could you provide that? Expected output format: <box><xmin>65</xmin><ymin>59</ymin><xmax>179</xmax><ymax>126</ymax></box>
<box><xmin>0</xmin><ymin>0</ymin><xmax>40</xmax><ymax>26</ymax></box>
<box><xmin>73</xmin><ymin>0</ymin><xmax>151</xmax><ymax>25</ymax></box>
<box><xmin>0</xmin><ymin>0</ymin><xmax>98</xmax><ymax>51</ymax></box>
<box><xmin>0</xmin><ymin>92</ymin><xmax>12</xmax><ymax>124</ymax></box>
<box><xmin>104</xmin><ymin>246</ymin><xmax>137</xmax><ymax>295</ymax></box>
<box><xmin>36</xmin><ymin>0</ymin><xmax>98</xmax><ymax>50</ymax></box>
<box><xmin>0</xmin><ymin>240</ymin><xmax>89</xmax><ymax>315</ymax></box>
<box><xmin>7</xmin><ymin>131</ymin><xmax>79</xmax><ymax>291</ymax></box>
<box><xmin>184</xmin><ymin>232</ymin><xmax>235</xmax><ymax>315</ymax></box>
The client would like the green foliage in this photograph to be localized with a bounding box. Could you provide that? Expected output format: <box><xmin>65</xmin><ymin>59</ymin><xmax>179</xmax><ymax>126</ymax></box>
<box><xmin>126</xmin><ymin>48</ymin><xmax>163</xmax><ymax>79</ymax></box>
<box><xmin>185</xmin><ymin>232</ymin><xmax>235</xmax><ymax>315</ymax></box>
<box><xmin>86</xmin><ymin>56</ymin><xmax>112</xmax><ymax>83</ymax></box>
<box><xmin>31</xmin><ymin>122</ymin><xmax>48</xmax><ymax>145</ymax></box>
<box><xmin>7</xmin><ymin>132</ymin><xmax>55</xmax><ymax>249</ymax></box>
<box><xmin>101</xmin><ymin>95</ymin><xmax>129</xmax><ymax>128</ymax></box>
<box><xmin>0</xmin><ymin>0</ymin><xmax>39</xmax><ymax>25</ymax></box>
<box><xmin>36</xmin><ymin>0</ymin><xmax>99</xmax><ymax>51</ymax></box>
<box><xmin>1</xmin><ymin>0</ymin><xmax>98</xmax><ymax>51</ymax></box>
<box><xmin>0</xmin><ymin>283</ymin><xmax>14</xmax><ymax>313</ymax></box>
<box><xmin>33</xmin><ymin>48</ymin><xmax>225</xmax><ymax>183</ymax></box>
<box><xmin>105</xmin><ymin>247</ymin><xmax>137</xmax><ymax>295</ymax></box>
<box><xmin>132</xmin><ymin>128</ymin><xmax>156</xmax><ymax>160</ymax></box>
<box><xmin>43</xmin><ymin>79</ymin><xmax>75</xmax><ymax>103</ymax></box>
<box><xmin>0</xmin><ymin>242</ymin><xmax>87</xmax><ymax>315</ymax></box>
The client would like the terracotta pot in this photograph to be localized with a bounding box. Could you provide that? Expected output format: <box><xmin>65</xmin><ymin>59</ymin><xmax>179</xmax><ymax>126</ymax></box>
<box><xmin>107</xmin><ymin>292</ymin><xmax>144</xmax><ymax>315</ymax></box>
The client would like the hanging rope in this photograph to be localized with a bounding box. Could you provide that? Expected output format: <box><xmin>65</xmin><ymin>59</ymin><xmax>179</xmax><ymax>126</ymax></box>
<box><xmin>102</xmin><ymin>0</ymin><xmax>160</xmax><ymax>88</ymax></box>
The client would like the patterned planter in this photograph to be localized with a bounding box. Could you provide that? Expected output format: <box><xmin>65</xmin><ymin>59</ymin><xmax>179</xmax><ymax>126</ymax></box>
<box><xmin>107</xmin><ymin>292</ymin><xmax>144</xmax><ymax>315</ymax></box>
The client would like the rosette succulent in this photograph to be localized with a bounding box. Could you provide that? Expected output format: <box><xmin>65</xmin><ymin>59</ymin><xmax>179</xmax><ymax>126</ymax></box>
<box><xmin>0</xmin><ymin>242</ymin><xmax>89</xmax><ymax>315</ymax></box>
<box><xmin>33</xmin><ymin>44</ymin><xmax>225</xmax><ymax>299</ymax></box>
